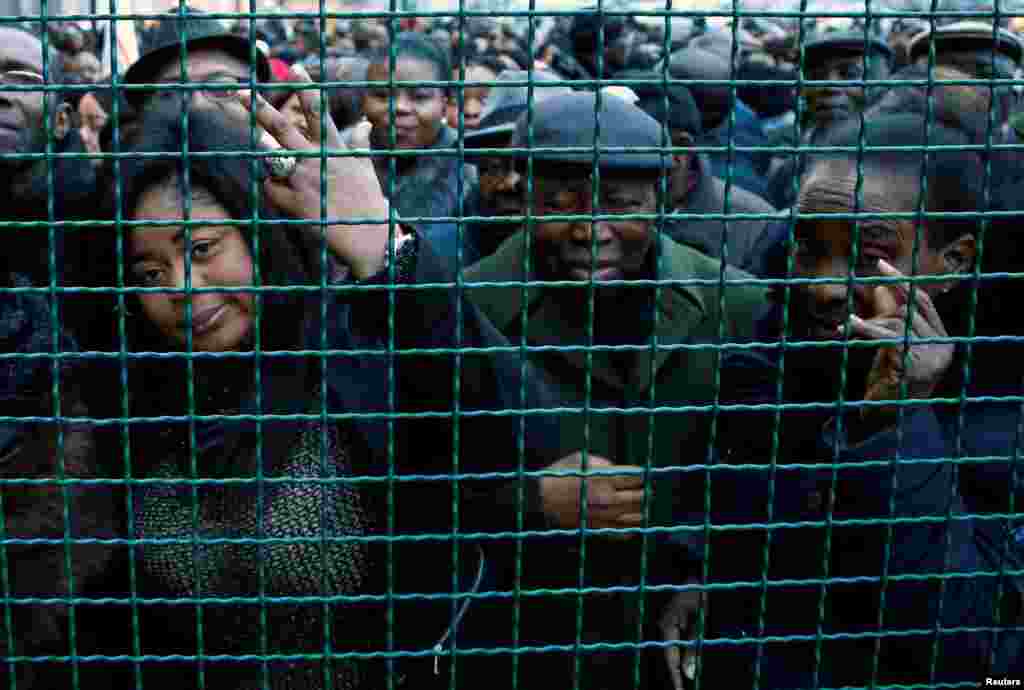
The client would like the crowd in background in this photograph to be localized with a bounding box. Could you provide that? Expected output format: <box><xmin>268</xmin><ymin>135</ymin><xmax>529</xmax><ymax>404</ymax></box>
<box><xmin>0</xmin><ymin>5</ymin><xmax>1022</xmax><ymax>690</ymax></box>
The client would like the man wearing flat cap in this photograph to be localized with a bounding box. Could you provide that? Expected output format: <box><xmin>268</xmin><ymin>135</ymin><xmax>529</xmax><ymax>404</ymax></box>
<box><xmin>449</xmin><ymin>69</ymin><xmax>571</xmax><ymax>265</ymax></box>
<box><xmin>660</xmin><ymin>46</ymin><xmax>773</xmax><ymax>199</ymax></box>
<box><xmin>624</xmin><ymin>70</ymin><xmax>777</xmax><ymax>265</ymax></box>
<box><xmin>465</xmin><ymin>91</ymin><xmax>767</xmax><ymax>690</ymax></box>
<box><xmin>124</xmin><ymin>6</ymin><xmax>271</xmax><ymax>111</ymax></box>
<box><xmin>801</xmin><ymin>29</ymin><xmax>894</xmax><ymax>145</ymax></box>
<box><xmin>766</xmin><ymin>27</ymin><xmax>893</xmax><ymax>209</ymax></box>
<box><xmin>909</xmin><ymin>21</ymin><xmax>1023</xmax><ymax>139</ymax></box>
<box><xmin>908</xmin><ymin>20</ymin><xmax>1022</xmax><ymax>81</ymax></box>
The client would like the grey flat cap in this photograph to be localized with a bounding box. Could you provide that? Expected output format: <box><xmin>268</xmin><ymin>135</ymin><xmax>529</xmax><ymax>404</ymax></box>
<box><xmin>803</xmin><ymin>30</ymin><xmax>894</xmax><ymax>68</ymax></box>
<box><xmin>908</xmin><ymin>21</ymin><xmax>1023</xmax><ymax>65</ymax></box>
<box><xmin>507</xmin><ymin>90</ymin><xmax>671</xmax><ymax>171</ymax></box>
<box><xmin>463</xmin><ymin>69</ymin><xmax>572</xmax><ymax>151</ymax></box>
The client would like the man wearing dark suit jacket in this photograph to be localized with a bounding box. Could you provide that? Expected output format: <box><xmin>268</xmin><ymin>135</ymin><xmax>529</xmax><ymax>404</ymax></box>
<box><xmin>625</xmin><ymin>71</ymin><xmax>779</xmax><ymax>267</ymax></box>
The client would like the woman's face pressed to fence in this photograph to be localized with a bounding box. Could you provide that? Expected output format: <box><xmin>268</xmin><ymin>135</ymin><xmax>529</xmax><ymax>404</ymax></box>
<box><xmin>128</xmin><ymin>183</ymin><xmax>256</xmax><ymax>352</ymax></box>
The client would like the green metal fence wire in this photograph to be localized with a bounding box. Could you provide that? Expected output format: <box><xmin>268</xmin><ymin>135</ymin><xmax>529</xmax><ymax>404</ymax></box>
<box><xmin>0</xmin><ymin>1</ymin><xmax>1019</xmax><ymax>689</ymax></box>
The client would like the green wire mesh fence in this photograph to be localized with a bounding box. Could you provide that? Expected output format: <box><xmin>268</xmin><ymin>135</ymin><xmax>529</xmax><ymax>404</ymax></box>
<box><xmin>0</xmin><ymin>2</ymin><xmax>1019</xmax><ymax>689</ymax></box>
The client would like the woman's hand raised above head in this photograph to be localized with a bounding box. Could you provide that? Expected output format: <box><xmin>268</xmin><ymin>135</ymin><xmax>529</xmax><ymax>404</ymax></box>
<box><xmin>237</xmin><ymin>64</ymin><xmax>397</xmax><ymax>280</ymax></box>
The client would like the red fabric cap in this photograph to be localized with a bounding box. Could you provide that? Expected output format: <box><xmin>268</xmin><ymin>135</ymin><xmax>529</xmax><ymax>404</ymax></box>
<box><xmin>269</xmin><ymin>58</ymin><xmax>292</xmax><ymax>82</ymax></box>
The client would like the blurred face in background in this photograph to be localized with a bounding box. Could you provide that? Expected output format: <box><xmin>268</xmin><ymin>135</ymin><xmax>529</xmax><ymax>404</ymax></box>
<box><xmin>335</xmin><ymin>35</ymin><xmax>355</xmax><ymax>53</ymax></box>
<box><xmin>279</xmin><ymin>91</ymin><xmax>308</xmax><ymax>140</ymax></box>
<box><xmin>933</xmin><ymin>50</ymin><xmax>1020</xmax><ymax>122</ymax></box>
<box><xmin>363</xmin><ymin>56</ymin><xmax>447</xmax><ymax>149</ymax></box>
<box><xmin>445</xmin><ymin>63</ymin><xmax>496</xmax><ymax>130</ymax></box>
<box><xmin>77</xmin><ymin>91</ymin><xmax>107</xmax><ymax>157</ymax></box>
<box><xmin>476</xmin><ymin>153</ymin><xmax>522</xmax><ymax>217</ymax></box>
<box><xmin>362</xmin><ymin>22</ymin><xmax>388</xmax><ymax>52</ymax></box>
<box><xmin>605</xmin><ymin>27</ymin><xmax>637</xmax><ymax>71</ymax></box>
<box><xmin>65</xmin><ymin>50</ymin><xmax>101</xmax><ymax>83</ymax></box>
<box><xmin>803</xmin><ymin>51</ymin><xmax>889</xmax><ymax>129</ymax></box>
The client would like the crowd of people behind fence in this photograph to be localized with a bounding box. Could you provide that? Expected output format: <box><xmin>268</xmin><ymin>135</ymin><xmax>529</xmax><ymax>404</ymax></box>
<box><xmin>0</xmin><ymin>5</ymin><xmax>1023</xmax><ymax>689</ymax></box>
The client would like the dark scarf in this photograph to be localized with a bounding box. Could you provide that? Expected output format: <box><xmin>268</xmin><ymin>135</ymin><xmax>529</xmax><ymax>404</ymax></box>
<box><xmin>7</xmin><ymin>129</ymin><xmax>97</xmax><ymax>221</ymax></box>
<box><xmin>590</xmin><ymin>251</ymin><xmax>658</xmax><ymax>348</ymax></box>
<box><xmin>145</xmin><ymin>352</ymin><xmax>316</xmax><ymax>479</ymax></box>
<box><xmin>591</xmin><ymin>288</ymin><xmax>656</xmax><ymax>348</ymax></box>
<box><xmin>0</xmin><ymin>130</ymin><xmax>98</xmax><ymax>285</ymax></box>
<box><xmin>0</xmin><ymin>273</ymin><xmax>77</xmax><ymax>455</ymax></box>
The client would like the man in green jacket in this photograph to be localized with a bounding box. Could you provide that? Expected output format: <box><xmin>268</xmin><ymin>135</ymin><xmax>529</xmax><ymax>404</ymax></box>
<box><xmin>465</xmin><ymin>91</ymin><xmax>768</xmax><ymax>690</ymax></box>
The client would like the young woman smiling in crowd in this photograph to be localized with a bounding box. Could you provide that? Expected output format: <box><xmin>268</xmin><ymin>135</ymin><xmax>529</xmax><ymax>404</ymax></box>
<box><xmin>91</xmin><ymin>77</ymin><xmax>554</xmax><ymax>690</ymax></box>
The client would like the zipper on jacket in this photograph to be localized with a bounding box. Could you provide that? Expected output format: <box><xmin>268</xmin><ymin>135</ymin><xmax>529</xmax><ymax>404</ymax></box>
<box><xmin>432</xmin><ymin>544</ymin><xmax>487</xmax><ymax>675</ymax></box>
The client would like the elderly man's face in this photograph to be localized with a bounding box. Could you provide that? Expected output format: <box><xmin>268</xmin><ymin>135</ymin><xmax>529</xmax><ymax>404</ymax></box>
<box><xmin>530</xmin><ymin>171</ymin><xmax>657</xmax><ymax>282</ymax></box>
<box><xmin>0</xmin><ymin>27</ymin><xmax>68</xmax><ymax>167</ymax></box>
<box><xmin>803</xmin><ymin>52</ymin><xmax>887</xmax><ymax>128</ymax></box>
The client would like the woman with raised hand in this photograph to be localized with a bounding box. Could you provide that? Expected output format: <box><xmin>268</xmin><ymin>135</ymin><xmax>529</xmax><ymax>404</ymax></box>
<box><xmin>91</xmin><ymin>72</ymin><xmax>554</xmax><ymax>690</ymax></box>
